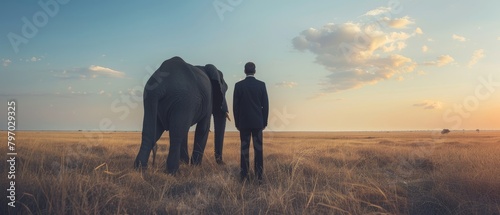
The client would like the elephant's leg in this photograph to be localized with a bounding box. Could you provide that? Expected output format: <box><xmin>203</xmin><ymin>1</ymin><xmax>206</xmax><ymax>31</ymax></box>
<box><xmin>180</xmin><ymin>133</ymin><xmax>189</xmax><ymax>164</ymax></box>
<box><xmin>135</xmin><ymin>117</ymin><xmax>164</xmax><ymax>169</ymax></box>
<box><xmin>152</xmin><ymin>118</ymin><xmax>165</xmax><ymax>166</ymax></box>
<box><xmin>191</xmin><ymin>114</ymin><xmax>211</xmax><ymax>165</ymax></box>
<box><xmin>166</xmin><ymin>122</ymin><xmax>190</xmax><ymax>175</ymax></box>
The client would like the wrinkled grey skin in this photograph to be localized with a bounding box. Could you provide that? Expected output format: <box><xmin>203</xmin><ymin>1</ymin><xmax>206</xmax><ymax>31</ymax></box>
<box><xmin>134</xmin><ymin>56</ymin><xmax>226</xmax><ymax>174</ymax></box>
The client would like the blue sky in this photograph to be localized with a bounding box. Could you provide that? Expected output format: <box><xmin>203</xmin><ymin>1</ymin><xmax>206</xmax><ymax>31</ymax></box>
<box><xmin>1</xmin><ymin>0</ymin><xmax>500</xmax><ymax>131</ymax></box>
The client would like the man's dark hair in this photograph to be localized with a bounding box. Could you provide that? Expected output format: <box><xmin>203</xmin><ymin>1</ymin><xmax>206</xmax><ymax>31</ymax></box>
<box><xmin>244</xmin><ymin>62</ymin><xmax>256</xmax><ymax>74</ymax></box>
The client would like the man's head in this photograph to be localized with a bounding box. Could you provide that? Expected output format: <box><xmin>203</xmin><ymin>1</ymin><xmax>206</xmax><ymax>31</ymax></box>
<box><xmin>244</xmin><ymin>62</ymin><xmax>256</xmax><ymax>75</ymax></box>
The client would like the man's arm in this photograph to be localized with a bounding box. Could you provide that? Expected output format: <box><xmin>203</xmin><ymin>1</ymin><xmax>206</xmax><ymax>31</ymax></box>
<box><xmin>262</xmin><ymin>83</ymin><xmax>269</xmax><ymax>128</ymax></box>
<box><xmin>233</xmin><ymin>83</ymin><xmax>240</xmax><ymax>130</ymax></box>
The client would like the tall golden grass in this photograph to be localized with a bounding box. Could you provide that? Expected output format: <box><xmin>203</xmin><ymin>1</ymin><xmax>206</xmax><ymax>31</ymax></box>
<box><xmin>1</xmin><ymin>131</ymin><xmax>499</xmax><ymax>214</ymax></box>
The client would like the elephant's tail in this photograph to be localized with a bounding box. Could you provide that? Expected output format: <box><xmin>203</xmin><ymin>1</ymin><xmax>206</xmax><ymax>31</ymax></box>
<box><xmin>152</xmin><ymin>143</ymin><xmax>158</xmax><ymax>166</ymax></box>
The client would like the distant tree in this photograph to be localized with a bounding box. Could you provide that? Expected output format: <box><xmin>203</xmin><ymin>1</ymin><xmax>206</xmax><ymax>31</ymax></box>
<box><xmin>476</xmin><ymin>129</ymin><xmax>480</xmax><ymax>133</ymax></box>
<box><xmin>441</xmin><ymin>129</ymin><xmax>450</xmax><ymax>134</ymax></box>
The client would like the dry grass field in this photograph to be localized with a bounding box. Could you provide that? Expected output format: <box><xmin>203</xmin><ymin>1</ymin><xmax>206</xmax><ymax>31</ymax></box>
<box><xmin>1</xmin><ymin>130</ymin><xmax>500</xmax><ymax>214</ymax></box>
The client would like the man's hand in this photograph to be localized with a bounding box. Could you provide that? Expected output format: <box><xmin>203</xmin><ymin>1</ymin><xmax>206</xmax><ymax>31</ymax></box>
<box><xmin>225</xmin><ymin>112</ymin><xmax>231</xmax><ymax>121</ymax></box>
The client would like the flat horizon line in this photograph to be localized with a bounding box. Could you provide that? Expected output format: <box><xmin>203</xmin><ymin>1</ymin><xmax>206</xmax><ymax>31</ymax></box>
<box><xmin>3</xmin><ymin>129</ymin><xmax>500</xmax><ymax>132</ymax></box>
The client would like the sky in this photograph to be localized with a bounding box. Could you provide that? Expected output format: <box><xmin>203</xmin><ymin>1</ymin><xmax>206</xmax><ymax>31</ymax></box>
<box><xmin>1</xmin><ymin>0</ymin><xmax>500</xmax><ymax>131</ymax></box>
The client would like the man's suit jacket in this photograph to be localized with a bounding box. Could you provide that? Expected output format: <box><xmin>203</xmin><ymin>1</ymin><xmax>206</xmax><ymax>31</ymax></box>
<box><xmin>233</xmin><ymin>76</ymin><xmax>269</xmax><ymax>130</ymax></box>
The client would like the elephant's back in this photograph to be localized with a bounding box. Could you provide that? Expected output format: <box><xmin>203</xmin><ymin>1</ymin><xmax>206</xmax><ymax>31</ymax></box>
<box><xmin>147</xmin><ymin>57</ymin><xmax>211</xmax><ymax>124</ymax></box>
<box><xmin>147</xmin><ymin>57</ymin><xmax>210</xmax><ymax>95</ymax></box>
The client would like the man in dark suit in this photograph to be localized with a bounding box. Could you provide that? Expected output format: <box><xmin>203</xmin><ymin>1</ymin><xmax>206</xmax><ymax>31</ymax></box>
<box><xmin>233</xmin><ymin>62</ymin><xmax>269</xmax><ymax>182</ymax></box>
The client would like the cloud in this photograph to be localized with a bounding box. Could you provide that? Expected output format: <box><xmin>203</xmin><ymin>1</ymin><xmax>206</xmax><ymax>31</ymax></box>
<box><xmin>88</xmin><ymin>65</ymin><xmax>125</xmax><ymax>78</ymax></box>
<box><xmin>30</xmin><ymin>57</ymin><xmax>41</xmax><ymax>62</ymax></box>
<box><xmin>413</xmin><ymin>100</ymin><xmax>443</xmax><ymax>110</ymax></box>
<box><xmin>68</xmin><ymin>91</ymin><xmax>88</xmax><ymax>96</ymax></box>
<box><xmin>53</xmin><ymin>65</ymin><xmax>126</xmax><ymax>80</ymax></box>
<box><xmin>468</xmin><ymin>49</ymin><xmax>484</xmax><ymax>68</ymax></box>
<box><xmin>422</xmin><ymin>45</ymin><xmax>428</xmax><ymax>53</ymax></box>
<box><xmin>452</xmin><ymin>34</ymin><xmax>467</xmax><ymax>42</ymax></box>
<box><xmin>292</xmin><ymin>15</ymin><xmax>416</xmax><ymax>92</ymax></box>
<box><xmin>415</xmin><ymin>27</ymin><xmax>423</xmax><ymax>35</ymax></box>
<box><xmin>21</xmin><ymin>57</ymin><xmax>42</xmax><ymax>62</ymax></box>
<box><xmin>421</xmin><ymin>46</ymin><xmax>429</xmax><ymax>53</ymax></box>
<box><xmin>362</xmin><ymin>8</ymin><xmax>414</xmax><ymax>29</ymax></box>
<box><xmin>363</xmin><ymin>7</ymin><xmax>391</xmax><ymax>16</ymax></box>
<box><xmin>275</xmin><ymin>81</ymin><xmax>298</xmax><ymax>88</ymax></box>
<box><xmin>2</xmin><ymin>59</ymin><xmax>12</xmax><ymax>67</ymax></box>
<box><xmin>423</xmin><ymin>55</ymin><xmax>454</xmax><ymax>67</ymax></box>
<box><xmin>383</xmin><ymin>16</ymin><xmax>414</xmax><ymax>28</ymax></box>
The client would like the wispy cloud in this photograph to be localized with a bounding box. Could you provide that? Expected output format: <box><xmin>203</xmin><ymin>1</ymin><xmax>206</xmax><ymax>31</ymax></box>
<box><xmin>20</xmin><ymin>57</ymin><xmax>42</xmax><ymax>62</ymax></box>
<box><xmin>275</xmin><ymin>81</ymin><xmax>298</xmax><ymax>88</ymax></box>
<box><xmin>422</xmin><ymin>45</ymin><xmax>428</xmax><ymax>53</ymax></box>
<box><xmin>88</xmin><ymin>65</ymin><xmax>125</xmax><ymax>78</ymax></box>
<box><xmin>383</xmin><ymin>16</ymin><xmax>414</xmax><ymax>29</ymax></box>
<box><xmin>67</xmin><ymin>91</ymin><xmax>89</xmax><ymax>96</ymax></box>
<box><xmin>452</xmin><ymin>34</ymin><xmax>467</xmax><ymax>42</ymax></box>
<box><xmin>2</xmin><ymin>59</ymin><xmax>12</xmax><ymax>67</ymax></box>
<box><xmin>30</xmin><ymin>57</ymin><xmax>41</xmax><ymax>62</ymax></box>
<box><xmin>468</xmin><ymin>49</ymin><xmax>485</xmax><ymax>68</ymax></box>
<box><xmin>363</xmin><ymin>7</ymin><xmax>391</xmax><ymax>16</ymax></box>
<box><xmin>53</xmin><ymin>65</ymin><xmax>126</xmax><ymax>80</ymax></box>
<box><xmin>0</xmin><ymin>91</ymin><xmax>94</xmax><ymax>98</ymax></box>
<box><xmin>63</xmin><ymin>87</ymin><xmax>116</xmax><ymax>97</ymax></box>
<box><xmin>423</xmin><ymin>55</ymin><xmax>454</xmax><ymax>67</ymax></box>
<box><xmin>292</xmin><ymin>10</ymin><xmax>417</xmax><ymax>93</ymax></box>
<box><xmin>413</xmin><ymin>100</ymin><xmax>443</xmax><ymax>110</ymax></box>
<box><xmin>415</xmin><ymin>27</ymin><xmax>423</xmax><ymax>35</ymax></box>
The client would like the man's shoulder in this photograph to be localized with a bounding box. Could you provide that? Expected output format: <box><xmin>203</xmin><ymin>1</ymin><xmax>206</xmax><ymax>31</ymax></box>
<box><xmin>254</xmin><ymin>78</ymin><xmax>266</xmax><ymax>87</ymax></box>
<box><xmin>236</xmin><ymin>77</ymin><xmax>266</xmax><ymax>86</ymax></box>
<box><xmin>235</xmin><ymin>79</ymin><xmax>244</xmax><ymax>86</ymax></box>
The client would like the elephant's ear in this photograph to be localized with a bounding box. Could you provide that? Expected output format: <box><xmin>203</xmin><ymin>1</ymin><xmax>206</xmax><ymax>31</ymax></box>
<box><xmin>217</xmin><ymin>69</ymin><xmax>229</xmax><ymax>113</ymax></box>
<box><xmin>218</xmin><ymin>70</ymin><xmax>228</xmax><ymax>94</ymax></box>
<box><xmin>204</xmin><ymin>64</ymin><xmax>228</xmax><ymax>113</ymax></box>
<box><xmin>202</xmin><ymin>64</ymin><xmax>219</xmax><ymax>81</ymax></box>
<box><xmin>205</xmin><ymin>64</ymin><xmax>227</xmax><ymax>94</ymax></box>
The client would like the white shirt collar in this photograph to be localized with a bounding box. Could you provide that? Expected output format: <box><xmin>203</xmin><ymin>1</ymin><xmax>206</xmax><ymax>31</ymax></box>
<box><xmin>246</xmin><ymin>75</ymin><xmax>255</xmax><ymax>77</ymax></box>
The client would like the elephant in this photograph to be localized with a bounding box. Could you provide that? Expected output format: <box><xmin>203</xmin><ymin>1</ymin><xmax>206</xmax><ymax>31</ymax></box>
<box><xmin>134</xmin><ymin>56</ymin><xmax>227</xmax><ymax>174</ymax></box>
